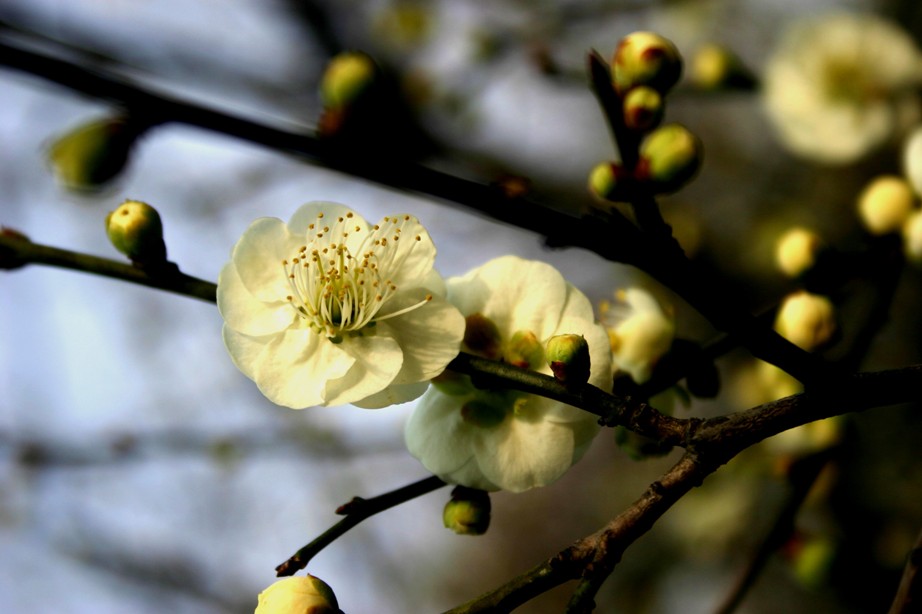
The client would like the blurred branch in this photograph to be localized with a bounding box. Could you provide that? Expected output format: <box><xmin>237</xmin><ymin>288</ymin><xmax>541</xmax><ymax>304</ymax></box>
<box><xmin>0</xmin><ymin>233</ymin><xmax>216</xmax><ymax>302</ymax></box>
<box><xmin>713</xmin><ymin>448</ymin><xmax>839</xmax><ymax>614</ymax></box>
<box><xmin>889</xmin><ymin>527</ymin><xmax>922</xmax><ymax>614</ymax></box>
<box><xmin>275</xmin><ymin>475</ymin><xmax>446</xmax><ymax>577</ymax></box>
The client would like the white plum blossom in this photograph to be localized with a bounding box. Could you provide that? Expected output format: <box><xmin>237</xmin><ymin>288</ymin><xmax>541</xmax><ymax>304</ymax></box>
<box><xmin>763</xmin><ymin>12</ymin><xmax>922</xmax><ymax>164</ymax></box>
<box><xmin>602</xmin><ymin>287</ymin><xmax>675</xmax><ymax>385</ymax></box>
<box><xmin>218</xmin><ymin>202</ymin><xmax>465</xmax><ymax>409</ymax></box>
<box><xmin>404</xmin><ymin>256</ymin><xmax>612</xmax><ymax>493</ymax></box>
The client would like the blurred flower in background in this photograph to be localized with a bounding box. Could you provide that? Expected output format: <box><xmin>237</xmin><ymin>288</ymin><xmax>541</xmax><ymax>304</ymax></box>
<box><xmin>763</xmin><ymin>12</ymin><xmax>922</xmax><ymax>164</ymax></box>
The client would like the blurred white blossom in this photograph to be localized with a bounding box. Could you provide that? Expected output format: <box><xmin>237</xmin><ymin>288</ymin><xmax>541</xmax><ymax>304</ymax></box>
<box><xmin>763</xmin><ymin>12</ymin><xmax>922</xmax><ymax>164</ymax></box>
<box><xmin>601</xmin><ymin>288</ymin><xmax>675</xmax><ymax>384</ymax></box>
<box><xmin>404</xmin><ymin>256</ymin><xmax>611</xmax><ymax>493</ymax></box>
<box><xmin>218</xmin><ymin>202</ymin><xmax>464</xmax><ymax>409</ymax></box>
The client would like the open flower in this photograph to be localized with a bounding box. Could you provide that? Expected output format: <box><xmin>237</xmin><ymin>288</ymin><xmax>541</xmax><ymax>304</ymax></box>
<box><xmin>601</xmin><ymin>287</ymin><xmax>674</xmax><ymax>385</ymax></box>
<box><xmin>404</xmin><ymin>256</ymin><xmax>612</xmax><ymax>493</ymax></box>
<box><xmin>218</xmin><ymin>202</ymin><xmax>465</xmax><ymax>409</ymax></box>
<box><xmin>763</xmin><ymin>12</ymin><xmax>922</xmax><ymax>164</ymax></box>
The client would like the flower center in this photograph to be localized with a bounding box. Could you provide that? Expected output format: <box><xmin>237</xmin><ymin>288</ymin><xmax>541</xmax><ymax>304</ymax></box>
<box><xmin>282</xmin><ymin>211</ymin><xmax>431</xmax><ymax>340</ymax></box>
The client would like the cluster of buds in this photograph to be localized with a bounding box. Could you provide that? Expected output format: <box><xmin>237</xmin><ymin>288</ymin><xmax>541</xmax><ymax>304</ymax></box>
<box><xmin>590</xmin><ymin>32</ymin><xmax>703</xmax><ymax>201</ymax></box>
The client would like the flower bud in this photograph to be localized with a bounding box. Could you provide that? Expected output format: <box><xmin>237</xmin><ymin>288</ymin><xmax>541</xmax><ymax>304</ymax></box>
<box><xmin>503</xmin><ymin>330</ymin><xmax>544</xmax><ymax>369</ymax></box>
<box><xmin>588</xmin><ymin>161</ymin><xmax>631</xmax><ymax>201</ymax></box>
<box><xmin>320</xmin><ymin>51</ymin><xmax>378</xmax><ymax>109</ymax></box>
<box><xmin>857</xmin><ymin>175</ymin><xmax>915</xmax><ymax>235</ymax></box>
<box><xmin>546</xmin><ymin>334</ymin><xmax>591</xmax><ymax>385</ymax></box>
<box><xmin>463</xmin><ymin>313</ymin><xmax>502</xmax><ymax>359</ymax></box>
<box><xmin>105</xmin><ymin>200</ymin><xmax>167</xmax><ymax>263</ymax></box>
<box><xmin>903</xmin><ymin>209</ymin><xmax>922</xmax><ymax>262</ymax></box>
<box><xmin>689</xmin><ymin>43</ymin><xmax>754</xmax><ymax>90</ymax></box>
<box><xmin>775</xmin><ymin>226</ymin><xmax>822</xmax><ymax>278</ymax></box>
<box><xmin>48</xmin><ymin>116</ymin><xmax>138</xmax><ymax>192</ymax></box>
<box><xmin>636</xmin><ymin>123</ymin><xmax>703</xmax><ymax>193</ymax></box>
<box><xmin>255</xmin><ymin>575</ymin><xmax>339</xmax><ymax>614</ymax></box>
<box><xmin>443</xmin><ymin>486</ymin><xmax>491</xmax><ymax>535</ymax></box>
<box><xmin>774</xmin><ymin>291</ymin><xmax>836</xmax><ymax>352</ymax></box>
<box><xmin>623</xmin><ymin>86</ymin><xmax>664</xmax><ymax>131</ymax></box>
<box><xmin>611</xmin><ymin>32</ymin><xmax>682</xmax><ymax>95</ymax></box>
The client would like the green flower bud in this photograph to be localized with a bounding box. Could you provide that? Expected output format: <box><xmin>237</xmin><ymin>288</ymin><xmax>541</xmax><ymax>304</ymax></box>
<box><xmin>105</xmin><ymin>200</ymin><xmax>167</xmax><ymax>263</ymax></box>
<box><xmin>48</xmin><ymin>116</ymin><xmax>138</xmax><ymax>192</ymax></box>
<box><xmin>588</xmin><ymin>161</ymin><xmax>631</xmax><ymax>201</ymax></box>
<box><xmin>611</xmin><ymin>32</ymin><xmax>682</xmax><ymax>95</ymax></box>
<box><xmin>636</xmin><ymin>123</ymin><xmax>703</xmax><ymax>193</ymax></box>
<box><xmin>320</xmin><ymin>51</ymin><xmax>378</xmax><ymax>109</ymax></box>
<box><xmin>689</xmin><ymin>43</ymin><xmax>755</xmax><ymax>91</ymax></box>
<box><xmin>857</xmin><ymin>175</ymin><xmax>915</xmax><ymax>235</ymax></box>
<box><xmin>443</xmin><ymin>487</ymin><xmax>491</xmax><ymax>536</ymax></box>
<box><xmin>503</xmin><ymin>330</ymin><xmax>544</xmax><ymax>369</ymax></box>
<box><xmin>463</xmin><ymin>312</ymin><xmax>502</xmax><ymax>359</ymax></box>
<box><xmin>546</xmin><ymin>334</ymin><xmax>591</xmax><ymax>386</ymax></box>
<box><xmin>255</xmin><ymin>575</ymin><xmax>339</xmax><ymax>614</ymax></box>
<box><xmin>623</xmin><ymin>86</ymin><xmax>664</xmax><ymax>132</ymax></box>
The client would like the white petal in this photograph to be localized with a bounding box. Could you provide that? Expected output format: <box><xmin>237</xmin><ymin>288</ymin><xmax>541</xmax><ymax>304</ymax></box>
<box><xmin>447</xmin><ymin>256</ymin><xmax>568</xmax><ymax>337</ymax></box>
<box><xmin>376</xmin><ymin>291</ymin><xmax>465</xmax><ymax>385</ymax></box>
<box><xmin>352</xmin><ymin>381</ymin><xmax>429</xmax><ymax>409</ymax></box>
<box><xmin>232</xmin><ymin>217</ymin><xmax>301</xmax><ymax>302</ymax></box>
<box><xmin>222</xmin><ymin>326</ymin><xmax>271</xmax><ymax>380</ymax></box>
<box><xmin>405</xmin><ymin>391</ymin><xmax>491</xmax><ymax>482</ymax></box>
<box><xmin>217</xmin><ymin>261</ymin><xmax>296</xmax><ymax>336</ymax></box>
<box><xmin>287</xmin><ymin>201</ymin><xmax>364</xmax><ymax>235</ymax></box>
<box><xmin>321</xmin><ymin>334</ymin><xmax>403</xmax><ymax>406</ymax></box>
<box><xmin>252</xmin><ymin>328</ymin><xmax>355</xmax><ymax>408</ymax></box>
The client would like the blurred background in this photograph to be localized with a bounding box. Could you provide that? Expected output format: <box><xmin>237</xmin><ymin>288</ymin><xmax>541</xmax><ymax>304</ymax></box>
<box><xmin>2</xmin><ymin>0</ymin><xmax>922</xmax><ymax>612</ymax></box>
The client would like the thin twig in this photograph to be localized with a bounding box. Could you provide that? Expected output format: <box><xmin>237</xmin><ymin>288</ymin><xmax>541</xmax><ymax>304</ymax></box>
<box><xmin>0</xmin><ymin>234</ymin><xmax>216</xmax><ymax>302</ymax></box>
<box><xmin>889</xmin><ymin>527</ymin><xmax>922</xmax><ymax>614</ymax></box>
<box><xmin>275</xmin><ymin>475</ymin><xmax>446</xmax><ymax>577</ymax></box>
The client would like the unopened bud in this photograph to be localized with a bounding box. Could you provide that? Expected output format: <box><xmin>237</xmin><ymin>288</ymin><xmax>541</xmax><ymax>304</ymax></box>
<box><xmin>320</xmin><ymin>51</ymin><xmax>378</xmax><ymax>109</ymax></box>
<box><xmin>48</xmin><ymin>116</ymin><xmax>139</xmax><ymax>192</ymax></box>
<box><xmin>105</xmin><ymin>200</ymin><xmax>167</xmax><ymax>263</ymax></box>
<box><xmin>503</xmin><ymin>330</ymin><xmax>544</xmax><ymax>369</ymax></box>
<box><xmin>611</xmin><ymin>32</ymin><xmax>682</xmax><ymax>95</ymax></box>
<box><xmin>623</xmin><ymin>86</ymin><xmax>664</xmax><ymax>132</ymax></box>
<box><xmin>775</xmin><ymin>291</ymin><xmax>836</xmax><ymax>352</ymax></box>
<box><xmin>588</xmin><ymin>161</ymin><xmax>631</xmax><ymax>201</ymax></box>
<box><xmin>546</xmin><ymin>334</ymin><xmax>591</xmax><ymax>385</ymax></box>
<box><xmin>636</xmin><ymin>123</ymin><xmax>703</xmax><ymax>193</ymax></box>
<box><xmin>857</xmin><ymin>175</ymin><xmax>915</xmax><ymax>235</ymax></box>
<box><xmin>463</xmin><ymin>313</ymin><xmax>502</xmax><ymax>359</ymax></box>
<box><xmin>255</xmin><ymin>575</ymin><xmax>339</xmax><ymax>614</ymax></box>
<box><xmin>690</xmin><ymin>43</ymin><xmax>754</xmax><ymax>90</ymax></box>
<box><xmin>443</xmin><ymin>487</ymin><xmax>491</xmax><ymax>535</ymax></box>
<box><xmin>775</xmin><ymin>226</ymin><xmax>822</xmax><ymax>278</ymax></box>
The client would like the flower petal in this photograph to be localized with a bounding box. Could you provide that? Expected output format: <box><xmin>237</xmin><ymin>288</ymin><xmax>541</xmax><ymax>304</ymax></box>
<box><xmin>321</xmin><ymin>334</ymin><xmax>403</xmax><ymax>406</ymax></box>
<box><xmin>252</xmin><ymin>328</ymin><xmax>355</xmax><ymax>408</ymax></box>
<box><xmin>232</xmin><ymin>217</ymin><xmax>301</xmax><ymax>302</ymax></box>
<box><xmin>447</xmin><ymin>256</ymin><xmax>568</xmax><ymax>337</ymax></box>
<box><xmin>217</xmin><ymin>261</ymin><xmax>296</xmax><ymax>336</ymax></box>
<box><xmin>222</xmin><ymin>326</ymin><xmax>271</xmax><ymax>380</ymax></box>
<box><xmin>376</xmin><ymin>290</ymin><xmax>465</xmax><ymax>385</ymax></box>
<box><xmin>353</xmin><ymin>381</ymin><xmax>429</xmax><ymax>409</ymax></box>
